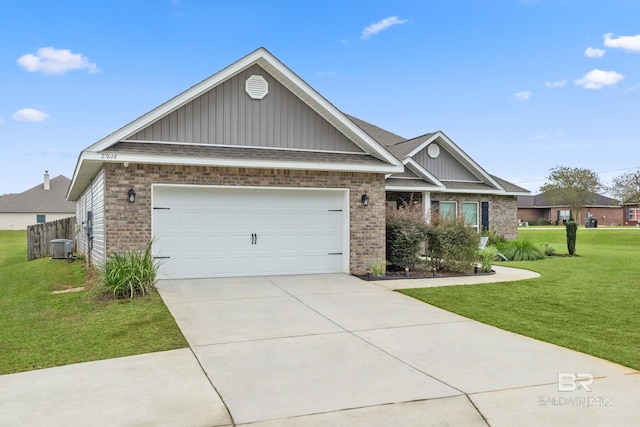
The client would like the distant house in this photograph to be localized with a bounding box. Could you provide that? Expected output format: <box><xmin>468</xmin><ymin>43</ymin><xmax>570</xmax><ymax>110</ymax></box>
<box><xmin>517</xmin><ymin>191</ymin><xmax>622</xmax><ymax>226</ymax></box>
<box><xmin>0</xmin><ymin>172</ymin><xmax>76</xmax><ymax>230</ymax></box>
<box><xmin>621</xmin><ymin>202</ymin><xmax>640</xmax><ymax>226</ymax></box>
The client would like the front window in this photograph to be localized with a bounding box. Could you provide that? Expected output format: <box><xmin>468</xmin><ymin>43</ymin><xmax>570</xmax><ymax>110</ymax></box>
<box><xmin>462</xmin><ymin>202</ymin><xmax>479</xmax><ymax>230</ymax></box>
<box><xmin>630</xmin><ymin>208</ymin><xmax>640</xmax><ymax>221</ymax></box>
<box><xmin>558</xmin><ymin>209</ymin><xmax>570</xmax><ymax>222</ymax></box>
<box><xmin>439</xmin><ymin>201</ymin><xmax>457</xmax><ymax>220</ymax></box>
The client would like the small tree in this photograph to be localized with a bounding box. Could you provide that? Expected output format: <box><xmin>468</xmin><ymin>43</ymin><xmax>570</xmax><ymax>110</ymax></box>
<box><xmin>385</xmin><ymin>195</ymin><xmax>427</xmax><ymax>270</ymax></box>
<box><xmin>539</xmin><ymin>166</ymin><xmax>603</xmax><ymax>222</ymax></box>
<box><xmin>608</xmin><ymin>170</ymin><xmax>640</xmax><ymax>203</ymax></box>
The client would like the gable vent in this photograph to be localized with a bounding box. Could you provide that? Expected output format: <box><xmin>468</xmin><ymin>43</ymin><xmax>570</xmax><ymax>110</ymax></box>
<box><xmin>427</xmin><ymin>143</ymin><xmax>440</xmax><ymax>158</ymax></box>
<box><xmin>245</xmin><ymin>75</ymin><xmax>269</xmax><ymax>100</ymax></box>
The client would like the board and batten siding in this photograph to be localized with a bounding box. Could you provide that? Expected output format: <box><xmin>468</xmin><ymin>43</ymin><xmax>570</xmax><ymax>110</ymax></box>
<box><xmin>414</xmin><ymin>145</ymin><xmax>480</xmax><ymax>182</ymax></box>
<box><xmin>126</xmin><ymin>64</ymin><xmax>365</xmax><ymax>154</ymax></box>
<box><xmin>75</xmin><ymin>168</ymin><xmax>106</xmax><ymax>266</ymax></box>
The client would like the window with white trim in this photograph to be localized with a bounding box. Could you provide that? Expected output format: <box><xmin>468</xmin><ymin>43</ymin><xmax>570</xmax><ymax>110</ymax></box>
<box><xmin>462</xmin><ymin>202</ymin><xmax>479</xmax><ymax>230</ymax></box>
<box><xmin>629</xmin><ymin>208</ymin><xmax>640</xmax><ymax>221</ymax></box>
<box><xmin>439</xmin><ymin>201</ymin><xmax>457</xmax><ymax>219</ymax></box>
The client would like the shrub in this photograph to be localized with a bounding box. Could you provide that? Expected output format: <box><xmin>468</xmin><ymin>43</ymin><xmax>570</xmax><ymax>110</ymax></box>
<box><xmin>500</xmin><ymin>239</ymin><xmax>545</xmax><ymax>261</ymax></box>
<box><xmin>386</xmin><ymin>196</ymin><xmax>428</xmax><ymax>270</ymax></box>
<box><xmin>100</xmin><ymin>242</ymin><xmax>159</xmax><ymax>299</ymax></box>
<box><xmin>541</xmin><ymin>242</ymin><xmax>556</xmax><ymax>256</ymax></box>
<box><xmin>529</xmin><ymin>218</ymin><xmax>551</xmax><ymax>226</ymax></box>
<box><xmin>426</xmin><ymin>216</ymin><xmax>480</xmax><ymax>273</ymax></box>
<box><xmin>478</xmin><ymin>245</ymin><xmax>499</xmax><ymax>272</ymax></box>
<box><xmin>482</xmin><ymin>227</ymin><xmax>506</xmax><ymax>246</ymax></box>
<box><xmin>368</xmin><ymin>259</ymin><xmax>386</xmax><ymax>277</ymax></box>
<box><xmin>566</xmin><ymin>220</ymin><xmax>578</xmax><ymax>255</ymax></box>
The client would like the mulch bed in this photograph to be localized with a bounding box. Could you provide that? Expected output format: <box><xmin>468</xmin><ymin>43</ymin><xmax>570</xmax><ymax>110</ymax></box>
<box><xmin>355</xmin><ymin>266</ymin><xmax>495</xmax><ymax>281</ymax></box>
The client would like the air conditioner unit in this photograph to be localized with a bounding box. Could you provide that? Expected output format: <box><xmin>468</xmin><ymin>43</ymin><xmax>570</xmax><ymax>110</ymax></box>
<box><xmin>50</xmin><ymin>239</ymin><xmax>73</xmax><ymax>259</ymax></box>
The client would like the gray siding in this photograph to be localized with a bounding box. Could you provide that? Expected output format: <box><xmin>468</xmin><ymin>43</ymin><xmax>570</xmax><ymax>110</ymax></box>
<box><xmin>414</xmin><ymin>144</ymin><xmax>480</xmax><ymax>181</ymax></box>
<box><xmin>127</xmin><ymin>64</ymin><xmax>364</xmax><ymax>153</ymax></box>
<box><xmin>75</xmin><ymin>168</ymin><xmax>106</xmax><ymax>266</ymax></box>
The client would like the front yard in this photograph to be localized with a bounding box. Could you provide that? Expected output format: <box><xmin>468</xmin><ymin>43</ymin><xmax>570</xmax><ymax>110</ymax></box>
<box><xmin>0</xmin><ymin>231</ymin><xmax>187</xmax><ymax>375</ymax></box>
<box><xmin>401</xmin><ymin>227</ymin><xmax>640</xmax><ymax>370</ymax></box>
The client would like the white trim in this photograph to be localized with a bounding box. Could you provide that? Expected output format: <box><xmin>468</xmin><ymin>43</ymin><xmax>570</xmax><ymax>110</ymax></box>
<box><xmin>422</xmin><ymin>191</ymin><xmax>431</xmax><ymax>223</ymax></box>
<box><xmin>119</xmin><ymin>139</ymin><xmax>369</xmax><ymax>156</ymax></box>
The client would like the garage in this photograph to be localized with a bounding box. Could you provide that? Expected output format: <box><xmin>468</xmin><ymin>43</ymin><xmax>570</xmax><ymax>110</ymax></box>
<box><xmin>152</xmin><ymin>185</ymin><xmax>348</xmax><ymax>279</ymax></box>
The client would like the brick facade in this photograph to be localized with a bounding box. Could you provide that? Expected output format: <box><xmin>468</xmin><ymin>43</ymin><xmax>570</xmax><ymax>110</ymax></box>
<box><xmin>386</xmin><ymin>191</ymin><xmax>519</xmax><ymax>240</ymax></box>
<box><xmin>103</xmin><ymin>163</ymin><xmax>385</xmax><ymax>275</ymax></box>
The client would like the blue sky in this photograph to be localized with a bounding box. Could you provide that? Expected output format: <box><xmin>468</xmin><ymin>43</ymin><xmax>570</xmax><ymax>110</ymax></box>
<box><xmin>1</xmin><ymin>0</ymin><xmax>639</xmax><ymax>195</ymax></box>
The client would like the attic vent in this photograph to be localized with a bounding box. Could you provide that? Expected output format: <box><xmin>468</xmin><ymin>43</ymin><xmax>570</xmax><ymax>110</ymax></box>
<box><xmin>427</xmin><ymin>143</ymin><xmax>440</xmax><ymax>159</ymax></box>
<box><xmin>245</xmin><ymin>75</ymin><xmax>268</xmax><ymax>100</ymax></box>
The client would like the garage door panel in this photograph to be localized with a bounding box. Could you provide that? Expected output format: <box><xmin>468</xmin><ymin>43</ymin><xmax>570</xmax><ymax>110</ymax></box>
<box><xmin>152</xmin><ymin>186</ymin><xmax>346</xmax><ymax>279</ymax></box>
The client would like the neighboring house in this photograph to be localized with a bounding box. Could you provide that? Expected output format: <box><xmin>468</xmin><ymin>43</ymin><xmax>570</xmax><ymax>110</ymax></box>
<box><xmin>0</xmin><ymin>172</ymin><xmax>75</xmax><ymax>230</ymax></box>
<box><xmin>517</xmin><ymin>191</ymin><xmax>623</xmax><ymax>226</ymax></box>
<box><xmin>621</xmin><ymin>202</ymin><xmax>640</xmax><ymax>226</ymax></box>
<box><xmin>67</xmin><ymin>48</ymin><xmax>527</xmax><ymax>280</ymax></box>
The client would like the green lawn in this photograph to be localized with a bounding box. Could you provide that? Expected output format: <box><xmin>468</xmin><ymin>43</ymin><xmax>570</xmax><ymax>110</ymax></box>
<box><xmin>400</xmin><ymin>227</ymin><xmax>640</xmax><ymax>370</ymax></box>
<box><xmin>0</xmin><ymin>230</ymin><xmax>187</xmax><ymax>375</ymax></box>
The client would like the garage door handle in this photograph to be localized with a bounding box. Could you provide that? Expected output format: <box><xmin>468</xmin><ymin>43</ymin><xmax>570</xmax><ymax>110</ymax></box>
<box><xmin>251</xmin><ymin>233</ymin><xmax>258</xmax><ymax>245</ymax></box>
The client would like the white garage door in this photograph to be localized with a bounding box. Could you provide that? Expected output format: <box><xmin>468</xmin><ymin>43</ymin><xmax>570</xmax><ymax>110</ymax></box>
<box><xmin>152</xmin><ymin>186</ymin><xmax>347</xmax><ymax>279</ymax></box>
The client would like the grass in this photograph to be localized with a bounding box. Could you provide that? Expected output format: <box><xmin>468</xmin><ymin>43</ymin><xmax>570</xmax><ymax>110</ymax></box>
<box><xmin>0</xmin><ymin>231</ymin><xmax>188</xmax><ymax>375</ymax></box>
<box><xmin>400</xmin><ymin>227</ymin><xmax>640</xmax><ymax>370</ymax></box>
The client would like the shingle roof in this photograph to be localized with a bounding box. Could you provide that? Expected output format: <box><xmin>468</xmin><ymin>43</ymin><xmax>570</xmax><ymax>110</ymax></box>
<box><xmin>517</xmin><ymin>190</ymin><xmax>620</xmax><ymax>207</ymax></box>
<box><xmin>345</xmin><ymin>115</ymin><xmax>406</xmax><ymax>147</ymax></box>
<box><xmin>0</xmin><ymin>175</ymin><xmax>75</xmax><ymax>213</ymax></box>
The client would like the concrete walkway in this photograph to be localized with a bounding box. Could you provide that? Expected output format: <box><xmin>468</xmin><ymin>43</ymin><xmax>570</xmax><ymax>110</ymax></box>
<box><xmin>2</xmin><ymin>269</ymin><xmax>639</xmax><ymax>426</ymax></box>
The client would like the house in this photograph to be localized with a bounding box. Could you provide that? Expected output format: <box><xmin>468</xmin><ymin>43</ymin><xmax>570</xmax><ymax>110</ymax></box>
<box><xmin>67</xmin><ymin>48</ymin><xmax>528</xmax><ymax>279</ymax></box>
<box><xmin>0</xmin><ymin>172</ymin><xmax>75</xmax><ymax>230</ymax></box>
<box><xmin>621</xmin><ymin>202</ymin><xmax>640</xmax><ymax>226</ymax></box>
<box><xmin>517</xmin><ymin>191</ymin><xmax>623</xmax><ymax>226</ymax></box>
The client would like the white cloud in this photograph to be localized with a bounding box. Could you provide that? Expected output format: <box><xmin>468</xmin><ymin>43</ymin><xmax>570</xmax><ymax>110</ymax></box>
<box><xmin>574</xmin><ymin>69</ymin><xmax>624</xmax><ymax>89</ymax></box>
<box><xmin>12</xmin><ymin>108</ymin><xmax>49</xmax><ymax>122</ymax></box>
<box><xmin>545</xmin><ymin>80</ymin><xmax>567</xmax><ymax>88</ymax></box>
<box><xmin>514</xmin><ymin>91</ymin><xmax>532</xmax><ymax>100</ymax></box>
<box><xmin>604</xmin><ymin>33</ymin><xmax>640</xmax><ymax>52</ymax></box>
<box><xmin>361</xmin><ymin>16</ymin><xmax>409</xmax><ymax>40</ymax></box>
<box><xmin>584</xmin><ymin>47</ymin><xmax>605</xmax><ymax>58</ymax></box>
<box><xmin>17</xmin><ymin>47</ymin><xmax>99</xmax><ymax>75</ymax></box>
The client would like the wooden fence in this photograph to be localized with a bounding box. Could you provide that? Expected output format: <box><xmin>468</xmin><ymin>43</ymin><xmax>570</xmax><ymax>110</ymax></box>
<box><xmin>27</xmin><ymin>216</ymin><xmax>76</xmax><ymax>261</ymax></box>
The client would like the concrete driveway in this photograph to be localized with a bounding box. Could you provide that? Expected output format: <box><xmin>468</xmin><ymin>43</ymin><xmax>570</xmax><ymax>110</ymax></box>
<box><xmin>2</xmin><ymin>272</ymin><xmax>638</xmax><ymax>426</ymax></box>
<box><xmin>156</xmin><ymin>273</ymin><xmax>639</xmax><ymax>426</ymax></box>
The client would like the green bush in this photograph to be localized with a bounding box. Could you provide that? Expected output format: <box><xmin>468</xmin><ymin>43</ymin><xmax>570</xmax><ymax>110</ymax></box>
<box><xmin>386</xmin><ymin>196</ymin><xmax>428</xmax><ymax>270</ymax></box>
<box><xmin>529</xmin><ymin>218</ymin><xmax>551</xmax><ymax>226</ymax></box>
<box><xmin>478</xmin><ymin>245</ymin><xmax>499</xmax><ymax>272</ymax></box>
<box><xmin>500</xmin><ymin>239</ymin><xmax>545</xmax><ymax>261</ymax></box>
<box><xmin>566</xmin><ymin>220</ymin><xmax>578</xmax><ymax>255</ymax></box>
<box><xmin>426</xmin><ymin>217</ymin><xmax>480</xmax><ymax>273</ymax></box>
<box><xmin>482</xmin><ymin>227</ymin><xmax>506</xmax><ymax>246</ymax></box>
<box><xmin>100</xmin><ymin>242</ymin><xmax>159</xmax><ymax>299</ymax></box>
<box><xmin>541</xmin><ymin>242</ymin><xmax>556</xmax><ymax>256</ymax></box>
<box><xmin>368</xmin><ymin>259</ymin><xmax>387</xmax><ymax>277</ymax></box>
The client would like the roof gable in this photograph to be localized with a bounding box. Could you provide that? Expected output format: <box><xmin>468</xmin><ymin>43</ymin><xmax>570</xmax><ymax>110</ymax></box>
<box><xmin>0</xmin><ymin>175</ymin><xmax>74</xmax><ymax>213</ymax></box>
<box><xmin>126</xmin><ymin>64</ymin><xmax>365</xmax><ymax>153</ymax></box>
<box><xmin>68</xmin><ymin>48</ymin><xmax>403</xmax><ymax>200</ymax></box>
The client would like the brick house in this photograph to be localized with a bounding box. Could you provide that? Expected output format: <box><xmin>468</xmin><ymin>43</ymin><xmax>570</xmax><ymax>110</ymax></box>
<box><xmin>67</xmin><ymin>48</ymin><xmax>528</xmax><ymax>279</ymax></box>
<box><xmin>517</xmin><ymin>191</ymin><xmax>623</xmax><ymax>226</ymax></box>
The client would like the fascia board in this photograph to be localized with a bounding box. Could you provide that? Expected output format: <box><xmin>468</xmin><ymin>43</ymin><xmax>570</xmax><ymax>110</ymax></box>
<box><xmin>406</xmin><ymin>132</ymin><xmax>504</xmax><ymax>191</ymax></box>
<box><xmin>385</xmin><ymin>185</ymin><xmax>444</xmax><ymax>192</ymax></box>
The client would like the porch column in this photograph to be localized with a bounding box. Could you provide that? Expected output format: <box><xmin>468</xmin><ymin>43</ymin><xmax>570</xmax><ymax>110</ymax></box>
<box><xmin>422</xmin><ymin>191</ymin><xmax>431</xmax><ymax>223</ymax></box>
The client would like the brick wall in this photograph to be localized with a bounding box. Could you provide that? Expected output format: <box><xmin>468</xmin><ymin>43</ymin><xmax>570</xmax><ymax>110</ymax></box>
<box><xmin>387</xmin><ymin>191</ymin><xmax>519</xmax><ymax>240</ymax></box>
<box><xmin>103</xmin><ymin>163</ymin><xmax>385</xmax><ymax>275</ymax></box>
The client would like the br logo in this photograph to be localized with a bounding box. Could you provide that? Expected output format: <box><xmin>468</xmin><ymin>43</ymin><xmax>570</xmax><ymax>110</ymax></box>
<box><xmin>557</xmin><ymin>373</ymin><xmax>594</xmax><ymax>392</ymax></box>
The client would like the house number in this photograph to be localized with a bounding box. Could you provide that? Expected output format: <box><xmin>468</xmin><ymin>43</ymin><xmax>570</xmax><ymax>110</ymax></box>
<box><xmin>101</xmin><ymin>153</ymin><xmax>118</xmax><ymax>160</ymax></box>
